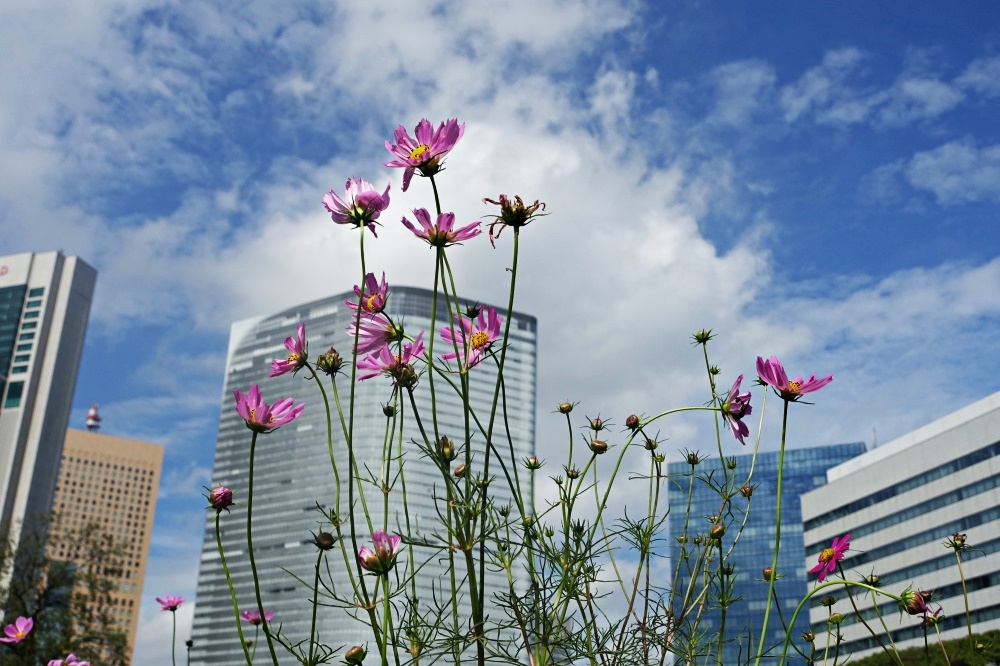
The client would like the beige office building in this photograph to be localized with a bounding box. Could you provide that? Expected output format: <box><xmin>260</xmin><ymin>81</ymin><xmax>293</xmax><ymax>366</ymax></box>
<box><xmin>50</xmin><ymin>426</ymin><xmax>164</xmax><ymax>659</ymax></box>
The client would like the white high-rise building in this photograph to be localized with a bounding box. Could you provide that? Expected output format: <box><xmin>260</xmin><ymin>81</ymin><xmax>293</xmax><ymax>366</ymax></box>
<box><xmin>802</xmin><ymin>390</ymin><xmax>1000</xmax><ymax>658</ymax></box>
<box><xmin>0</xmin><ymin>251</ymin><xmax>97</xmax><ymax>560</ymax></box>
<box><xmin>189</xmin><ymin>286</ymin><xmax>537</xmax><ymax>665</ymax></box>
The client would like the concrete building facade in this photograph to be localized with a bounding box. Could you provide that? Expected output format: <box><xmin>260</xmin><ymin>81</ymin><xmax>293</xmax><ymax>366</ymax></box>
<box><xmin>189</xmin><ymin>286</ymin><xmax>537</xmax><ymax>665</ymax></box>
<box><xmin>49</xmin><ymin>426</ymin><xmax>164</xmax><ymax>660</ymax></box>
<box><xmin>802</xmin><ymin>390</ymin><xmax>1000</xmax><ymax>658</ymax></box>
<box><xmin>0</xmin><ymin>251</ymin><xmax>96</xmax><ymax>558</ymax></box>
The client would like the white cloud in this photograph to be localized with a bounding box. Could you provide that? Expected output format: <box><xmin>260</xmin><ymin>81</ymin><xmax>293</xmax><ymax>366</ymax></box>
<box><xmin>955</xmin><ymin>55</ymin><xmax>1000</xmax><ymax>97</ymax></box>
<box><xmin>906</xmin><ymin>140</ymin><xmax>1000</xmax><ymax>204</ymax></box>
<box><xmin>707</xmin><ymin>60</ymin><xmax>777</xmax><ymax>127</ymax></box>
<box><xmin>779</xmin><ymin>48</ymin><xmax>869</xmax><ymax>123</ymax></box>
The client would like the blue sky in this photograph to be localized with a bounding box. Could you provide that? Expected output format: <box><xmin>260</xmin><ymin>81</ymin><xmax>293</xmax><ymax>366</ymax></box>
<box><xmin>2</xmin><ymin>0</ymin><xmax>999</xmax><ymax>662</ymax></box>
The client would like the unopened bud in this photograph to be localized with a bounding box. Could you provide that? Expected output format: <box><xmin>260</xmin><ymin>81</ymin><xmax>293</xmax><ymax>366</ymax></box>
<box><xmin>453</xmin><ymin>464</ymin><xmax>467</xmax><ymax>478</ymax></box>
<box><xmin>710</xmin><ymin>523</ymin><xmax>725</xmax><ymax>539</ymax></box>
<box><xmin>589</xmin><ymin>439</ymin><xmax>608</xmax><ymax>455</ymax></box>
<box><xmin>740</xmin><ymin>485</ymin><xmax>753</xmax><ymax>498</ymax></box>
<box><xmin>763</xmin><ymin>566</ymin><xmax>775</xmax><ymax>581</ymax></box>
<box><xmin>821</xmin><ymin>595</ymin><xmax>835</xmax><ymax>608</ymax></box>
<box><xmin>625</xmin><ymin>414</ymin><xmax>640</xmax><ymax>430</ymax></box>
<box><xmin>438</xmin><ymin>436</ymin><xmax>456</xmax><ymax>462</ymax></box>
<box><xmin>344</xmin><ymin>645</ymin><xmax>367</xmax><ymax>665</ymax></box>
<box><xmin>558</xmin><ymin>402</ymin><xmax>574</xmax><ymax>414</ymax></box>
<box><xmin>314</xmin><ymin>532</ymin><xmax>336</xmax><ymax>551</ymax></box>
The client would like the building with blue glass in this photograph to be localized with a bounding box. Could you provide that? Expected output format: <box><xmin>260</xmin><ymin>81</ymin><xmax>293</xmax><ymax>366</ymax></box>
<box><xmin>189</xmin><ymin>286</ymin><xmax>537</xmax><ymax>665</ymax></box>
<box><xmin>802</xmin><ymin>390</ymin><xmax>1000</xmax><ymax>659</ymax></box>
<box><xmin>0</xmin><ymin>251</ymin><xmax>96</xmax><ymax>575</ymax></box>
<box><xmin>667</xmin><ymin>441</ymin><xmax>866</xmax><ymax>664</ymax></box>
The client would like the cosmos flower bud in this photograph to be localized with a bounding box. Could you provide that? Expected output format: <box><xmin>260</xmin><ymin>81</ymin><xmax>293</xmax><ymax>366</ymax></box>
<box><xmin>740</xmin><ymin>485</ymin><xmax>753</xmax><ymax>498</ymax></box>
<box><xmin>453</xmin><ymin>464</ymin><xmax>467</xmax><ymax>478</ymax></box>
<box><xmin>438</xmin><ymin>436</ymin><xmax>457</xmax><ymax>462</ymax></box>
<box><xmin>625</xmin><ymin>414</ymin><xmax>640</xmax><ymax>430</ymax></box>
<box><xmin>710</xmin><ymin>523</ymin><xmax>726</xmax><ymax>539</ymax></box>
<box><xmin>208</xmin><ymin>486</ymin><xmax>234</xmax><ymax>512</ymax></box>
<box><xmin>644</xmin><ymin>438</ymin><xmax>658</xmax><ymax>450</ymax></box>
<box><xmin>589</xmin><ymin>417</ymin><xmax>605</xmax><ymax>431</ymax></box>
<box><xmin>821</xmin><ymin>595</ymin><xmax>836</xmax><ymax>607</ymax></box>
<box><xmin>558</xmin><ymin>402</ymin><xmax>574</xmax><ymax>414</ymax></box>
<box><xmin>686</xmin><ymin>451</ymin><xmax>702</xmax><ymax>466</ymax></box>
<box><xmin>802</xmin><ymin>632</ymin><xmax>815</xmax><ymax>643</ymax></box>
<box><xmin>762</xmin><ymin>567</ymin><xmax>775</xmax><ymax>581</ymax></box>
<box><xmin>314</xmin><ymin>532</ymin><xmax>336</xmax><ymax>551</ymax></box>
<box><xmin>523</xmin><ymin>456</ymin><xmax>543</xmax><ymax>470</ymax></box>
<box><xmin>344</xmin><ymin>645</ymin><xmax>367</xmax><ymax>665</ymax></box>
<box><xmin>589</xmin><ymin>439</ymin><xmax>608</xmax><ymax>455</ymax></box>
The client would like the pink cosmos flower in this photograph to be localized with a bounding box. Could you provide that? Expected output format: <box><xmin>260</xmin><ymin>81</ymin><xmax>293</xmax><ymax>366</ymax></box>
<box><xmin>156</xmin><ymin>596</ymin><xmax>185</xmax><ymax>611</ymax></box>
<box><xmin>348</xmin><ymin>273</ymin><xmax>389</xmax><ymax>316</ymax></box>
<box><xmin>240</xmin><ymin>609</ymin><xmax>275</xmax><ymax>625</ymax></box>
<box><xmin>809</xmin><ymin>533</ymin><xmax>850</xmax><ymax>583</ymax></box>
<box><xmin>233</xmin><ymin>385</ymin><xmax>305</xmax><ymax>434</ymax></box>
<box><xmin>269</xmin><ymin>322</ymin><xmax>308</xmax><ymax>377</ymax></box>
<box><xmin>322</xmin><ymin>178</ymin><xmax>391</xmax><ymax>236</ymax></box>
<box><xmin>722</xmin><ymin>374</ymin><xmax>753</xmax><ymax>445</ymax></box>
<box><xmin>357</xmin><ymin>333</ymin><xmax>425</xmax><ymax>382</ymax></box>
<box><xmin>357</xmin><ymin>530</ymin><xmax>402</xmax><ymax>575</ymax></box>
<box><xmin>440</xmin><ymin>307</ymin><xmax>502</xmax><ymax>369</ymax></box>
<box><xmin>48</xmin><ymin>655</ymin><xmax>91</xmax><ymax>666</ymax></box>
<box><xmin>756</xmin><ymin>356</ymin><xmax>833</xmax><ymax>402</ymax></box>
<box><xmin>348</xmin><ymin>312</ymin><xmax>403</xmax><ymax>355</ymax></box>
<box><xmin>402</xmin><ymin>208</ymin><xmax>481</xmax><ymax>247</ymax></box>
<box><xmin>0</xmin><ymin>616</ymin><xmax>33</xmax><ymax>643</ymax></box>
<box><xmin>384</xmin><ymin>118</ymin><xmax>465</xmax><ymax>191</ymax></box>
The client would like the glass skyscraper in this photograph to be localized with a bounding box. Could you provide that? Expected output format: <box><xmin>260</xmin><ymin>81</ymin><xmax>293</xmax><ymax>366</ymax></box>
<box><xmin>0</xmin><ymin>251</ymin><xmax>96</xmax><ymax>583</ymax></box>
<box><xmin>666</xmin><ymin>442</ymin><xmax>866</xmax><ymax>664</ymax></box>
<box><xmin>189</xmin><ymin>286</ymin><xmax>537</xmax><ymax>665</ymax></box>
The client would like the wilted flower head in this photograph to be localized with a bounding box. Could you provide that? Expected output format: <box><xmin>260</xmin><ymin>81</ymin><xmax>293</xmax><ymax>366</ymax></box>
<box><xmin>208</xmin><ymin>486</ymin><xmax>234</xmax><ymax>512</ymax></box>
<box><xmin>756</xmin><ymin>356</ymin><xmax>833</xmax><ymax>401</ymax></box>
<box><xmin>483</xmin><ymin>194</ymin><xmax>547</xmax><ymax>246</ymax></box>
<box><xmin>314</xmin><ymin>532</ymin><xmax>336</xmax><ymax>550</ymax></box>
<box><xmin>234</xmin><ymin>385</ymin><xmax>305</xmax><ymax>434</ymax></box>
<box><xmin>349</xmin><ymin>273</ymin><xmax>389</xmax><ymax>316</ymax></box>
<box><xmin>0</xmin><ymin>616</ymin><xmax>33</xmax><ymax>643</ymax></box>
<box><xmin>440</xmin><ymin>307</ymin><xmax>502</xmax><ymax>370</ymax></box>
<box><xmin>945</xmin><ymin>532</ymin><xmax>970</xmax><ymax>552</ymax></box>
<box><xmin>47</xmin><ymin>655</ymin><xmax>91</xmax><ymax>666</ymax></box>
<box><xmin>722</xmin><ymin>374</ymin><xmax>753</xmax><ymax>445</ymax></box>
<box><xmin>316</xmin><ymin>348</ymin><xmax>344</xmax><ymax>376</ymax></box>
<box><xmin>157</xmin><ymin>596</ymin><xmax>185</xmax><ymax>611</ymax></box>
<box><xmin>809</xmin><ymin>533</ymin><xmax>850</xmax><ymax>583</ymax></box>
<box><xmin>402</xmin><ymin>208</ymin><xmax>481</xmax><ymax>247</ymax></box>
<box><xmin>240</xmin><ymin>609</ymin><xmax>275</xmax><ymax>626</ymax></box>
<box><xmin>269</xmin><ymin>323</ymin><xmax>308</xmax><ymax>377</ymax></box>
<box><xmin>384</xmin><ymin>118</ymin><xmax>465</xmax><ymax>191</ymax></box>
<box><xmin>357</xmin><ymin>530</ymin><xmax>402</xmax><ymax>575</ymax></box>
<box><xmin>357</xmin><ymin>333</ymin><xmax>426</xmax><ymax>386</ymax></box>
<box><xmin>323</xmin><ymin>178</ymin><xmax>391</xmax><ymax>235</ymax></box>
<box><xmin>919</xmin><ymin>606</ymin><xmax>944</xmax><ymax>629</ymax></box>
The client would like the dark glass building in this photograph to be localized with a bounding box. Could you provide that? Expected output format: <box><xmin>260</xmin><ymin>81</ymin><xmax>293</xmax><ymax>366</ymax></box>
<box><xmin>666</xmin><ymin>442</ymin><xmax>866</xmax><ymax>664</ymax></box>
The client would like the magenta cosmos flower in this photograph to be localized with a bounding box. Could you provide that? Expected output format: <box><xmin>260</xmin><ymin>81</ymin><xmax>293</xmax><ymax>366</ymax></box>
<box><xmin>809</xmin><ymin>533</ymin><xmax>850</xmax><ymax>583</ymax></box>
<box><xmin>0</xmin><ymin>616</ymin><xmax>33</xmax><ymax>643</ymax></box>
<box><xmin>156</xmin><ymin>596</ymin><xmax>185</xmax><ymax>611</ymax></box>
<box><xmin>48</xmin><ymin>655</ymin><xmax>91</xmax><ymax>666</ymax></box>
<box><xmin>348</xmin><ymin>272</ymin><xmax>389</xmax><ymax>316</ymax></box>
<box><xmin>269</xmin><ymin>322</ymin><xmax>308</xmax><ymax>377</ymax></box>
<box><xmin>348</xmin><ymin>312</ymin><xmax>403</xmax><ymax>355</ymax></box>
<box><xmin>402</xmin><ymin>208</ymin><xmax>481</xmax><ymax>247</ymax></box>
<box><xmin>756</xmin><ymin>356</ymin><xmax>833</xmax><ymax>402</ymax></box>
<box><xmin>722</xmin><ymin>374</ymin><xmax>753</xmax><ymax>445</ymax></box>
<box><xmin>322</xmin><ymin>178</ymin><xmax>391</xmax><ymax>236</ymax></box>
<box><xmin>358</xmin><ymin>530</ymin><xmax>402</xmax><ymax>576</ymax></box>
<box><xmin>357</xmin><ymin>333</ymin><xmax>425</xmax><ymax>382</ymax></box>
<box><xmin>384</xmin><ymin>118</ymin><xmax>465</xmax><ymax>191</ymax></box>
<box><xmin>440</xmin><ymin>307</ymin><xmax>502</xmax><ymax>369</ymax></box>
<box><xmin>240</xmin><ymin>609</ymin><xmax>275</xmax><ymax>625</ymax></box>
<box><xmin>233</xmin><ymin>384</ymin><xmax>305</xmax><ymax>434</ymax></box>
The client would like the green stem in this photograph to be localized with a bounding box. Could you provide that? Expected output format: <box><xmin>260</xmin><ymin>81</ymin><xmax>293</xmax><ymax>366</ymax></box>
<box><xmin>956</xmin><ymin>551</ymin><xmax>974</xmax><ymax>652</ymax></box>
<box><xmin>246</xmin><ymin>431</ymin><xmax>281</xmax><ymax>666</ymax></box>
<box><xmin>171</xmin><ymin>609</ymin><xmax>177</xmax><ymax>666</ymax></box>
<box><xmin>215</xmin><ymin>513</ymin><xmax>252</xmax><ymax>665</ymax></box>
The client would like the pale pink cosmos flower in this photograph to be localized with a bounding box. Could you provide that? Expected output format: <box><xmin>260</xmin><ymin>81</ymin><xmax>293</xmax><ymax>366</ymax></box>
<box><xmin>240</xmin><ymin>609</ymin><xmax>275</xmax><ymax>625</ymax></box>
<box><xmin>722</xmin><ymin>374</ymin><xmax>753</xmax><ymax>445</ymax></box>
<box><xmin>0</xmin><ymin>616</ymin><xmax>33</xmax><ymax>643</ymax></box>
<box><xmin>348</xmin><ymin>312</ymin><xmax>402</xmax><ymax>355</ymax></box>
<box><xmin>322</xmin><ymin>178</ymin><xmax>391</xmax><ymax>236</ymax></box>
<box><xmin>233</xmin><ymin>385</ymin><xmax>305</xmax><ymax>434</ymax></box>
<box><xmin>357</xmin><ymin>333</ymin><xmax>425</xmax><ymax>382</ymax></box>
<box><xmin>384</xmin><ymin>118</ymin><xmax>465</xmax><ymax>191</ymax></box>
<box><xmin>756</xmin><ymin>356</ymin><xmax>833</xmax><ymax>402</ymax></box>
<box><xmin>269</xmin><ymin>322</ymin><xmax>308</xmax><ymax>377</ymax></box>
<box><xmin>348</xmin><ymin>273</ymin><xmax>389</xmax><ymax>316</ymax></box>
<box><xmin>357</xmin><ymin>530</ymin><xmax>402</xmax><ymax>575</ymax></box>
<box><xmin>809</xmin><ymin>533</ymin><xmax>850</xmax><ymax>583</ymax></box>
<box><xmin>156</xmin><ymin>596</ymin><xmax>185</xmax><ymax>611</ymax></box>
<box><xmin>440</xmin><ymin>307</ymin><xmax>502</xmax><ymax>369</ymax></box>
<box><xmin>402</xmin><ymin>208</ymin><xmax>481</xmax><ymax>247</ymax></box>
<box><xmin>48</xmin><ymin>655</ymin><xmax>91</xmax><ymax>666</ymax></box>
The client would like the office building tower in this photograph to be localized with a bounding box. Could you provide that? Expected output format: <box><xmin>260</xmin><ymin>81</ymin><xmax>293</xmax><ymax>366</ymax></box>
<box><xmin>802</xmin><ymin>390</ymin><xmax>1000</xmax><ymax>658</ymax></box>
<box><xmin>190</xmin><ymin>286</ymin><xmax>537</xmax><ymax>665</ymax></box>
<box><xmin>0</xmin><ymin>251</ymin><xmax>97</xmax><ymax>561</ymax></box>
<box><xmin>49</xmin><ymin>420</ymin><xmax>164</xmax><ymax>661</ymax></box>
<box><xmin>667</xmin><ymin>442</ymin><xmax>866</xmax><ymax>664</ymax></box>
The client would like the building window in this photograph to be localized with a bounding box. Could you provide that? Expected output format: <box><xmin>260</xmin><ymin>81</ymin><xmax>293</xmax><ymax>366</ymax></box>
<box><xmin>21</xmin><ymin>321</ymin><xmax>37</xmax><ymax>330</ymax></box>
<box><xmin>12</xmin><ymin>365</ymin><xmax>27</xmax><ymax>374</ymax></box>
<box><xmin>14</xmin><ymin>354</ymin><xmax>29</xmax><ymax>362</ymax></box>
<box><xmin>4</xmin><ymin>381</ymin><xmax>24</xmax><ymax>408</ymax></box>
<box><xmin>28</xmin><ymin>287</ymin><xmax>44</xmax><ymax>297</ymax></box>
<box><xmin>18</xmin><ymin>332</ymin><xmax>34</xmax><ymax>341</ymax></box>
<box><xmin>16</xmin><ymin>343</ymin><xmax>31</xmax><ymax>351</ymax></box>
<box><xmin>26</xmin><ymin>299</ymin><xmax>41</xmax><ymax>308</ymax></box>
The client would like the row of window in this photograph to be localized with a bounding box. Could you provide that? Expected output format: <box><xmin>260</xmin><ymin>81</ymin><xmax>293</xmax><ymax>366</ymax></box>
<box><xmin>1</xmin><ymin>288</ymin><xmax>43</xmax><ymax>408</ymax></box>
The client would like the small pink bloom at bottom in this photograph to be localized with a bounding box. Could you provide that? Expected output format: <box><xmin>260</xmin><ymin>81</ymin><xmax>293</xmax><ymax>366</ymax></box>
<box><xmin>0</xmin><ymin>616</ymin><xmax>32</xmax><ymax>643</ymax></box>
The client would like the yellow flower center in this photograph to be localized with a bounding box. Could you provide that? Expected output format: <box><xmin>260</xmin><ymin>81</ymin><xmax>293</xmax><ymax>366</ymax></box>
<box><xmin>365</xmin><ymin>294</ymin><xmax>379</xmax><ymax>310</ymax></box>
<box><xmin>470</xmin><ymin>331</ymin><xmax>490</xmax><ymax>349</ymax></box>
<box><xmin>409</xmin><ymin>144</ymin><xmax>430</xmax><ymax>161</ymax></box>
<box><xmin>249</xmin><ymin>408</ymin><xmax>256</xmax><ymax>420</ymax></box>
<box><xmin>788</xmin><ymin>380</ymin><xmax>802</xmax><ymax>392</ymax></box>
<box><xmin>287</xmin><ymin>352</ymin><xmax>299</xmax><ymax>362</ymax></box>
<box><xmin>820</xmin><ymin>547</ymin><xmax>835</xmax><ymax>563</ymax></box>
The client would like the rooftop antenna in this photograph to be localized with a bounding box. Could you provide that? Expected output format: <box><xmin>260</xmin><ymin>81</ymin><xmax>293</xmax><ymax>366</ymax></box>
<box><xmin>86</xmin><ymin>403</ymin><xmax>101</xmax><ymax>431</ymax></box>
<box><xmin>871</xmin><ymin>426</ymin><xmax>877</xmax><ymax>449</ymax></box>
